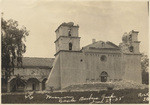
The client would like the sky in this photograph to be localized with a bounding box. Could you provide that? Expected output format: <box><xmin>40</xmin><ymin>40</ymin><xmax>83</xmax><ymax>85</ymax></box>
<box><xmin>1</xmin><ymin>0</ymin><xmax>149</xmax><ymax>58</ymax></box>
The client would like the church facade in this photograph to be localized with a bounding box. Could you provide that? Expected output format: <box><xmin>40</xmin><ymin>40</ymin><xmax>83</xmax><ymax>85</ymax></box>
<box><xmin>46</xmin><ymin>22</ymin><xmax>142</xmax><ymax>90</ymax></box>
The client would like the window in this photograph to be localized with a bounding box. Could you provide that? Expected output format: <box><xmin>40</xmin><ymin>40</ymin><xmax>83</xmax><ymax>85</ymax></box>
<box><xmin>69</xmin><ymin>43</ymin><xmax>72</xmax><ymax>50</ymax></box>
<box><xmin>129</xmin><ymin>35</ymin><xmax>132</xmax><ymax>41</ymax></box>
<box><xmin>100</xmin><ymin>71</ymin><xmax>108</xmax><ymax>82</ymax></box>
<box><xmin>68</xmin><ymin>29</ymin><xmax>71</xmax><ymax>36</ymax></box>
<box><xmin>129</xmin><ymin>46</ymin><xmax>134</xmax><ymax>52</ymax></box>
<box><xmin>100</xmin><ymin>55</ymin><xmax>107</xmax><ymax>61</ymax></box>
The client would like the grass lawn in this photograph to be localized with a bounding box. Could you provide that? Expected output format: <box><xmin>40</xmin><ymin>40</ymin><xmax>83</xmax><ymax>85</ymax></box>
<box><xmin>2</xmin><ymin>88</ymin><xmax>149</xmax><ymax>104</ymax></box>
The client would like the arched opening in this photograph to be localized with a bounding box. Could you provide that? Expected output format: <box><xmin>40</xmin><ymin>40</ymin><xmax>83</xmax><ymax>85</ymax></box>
<box><xmin>100</xmin><ymin>71</ymin><xmax>108</xmax><ymax>82</ymax></box>
<box><xmin>26</xmin><ymin>78</ymin><xmax>40</xmax><ymax>91</ymax></box>
<box><xmin>68</xmin><ymin>29</ymin><xmax>71</xmax><ymax>36</ymax></box>
<box><xmin>69</xmin><ymin>43</ymin><xmax>72</xmax><ymax>50</ymax></box>
<box><xmin>129</xmin><ymin>34</ymin><xmax>132</xmax><ymax>41</ymax></box>
<box><xmin>129</xmin><ymin>46</ymin><xmax>134</xmax><ymax>52</ymax></box>
<box><xmin>42</xmin><ymin>78</ymin><xmax>47</xmax><ymax>90</ymax></box>
<box><xmin>9</xmin><ymin>78</ymin><xmax>26</xmax><ymax>92</ymax></box>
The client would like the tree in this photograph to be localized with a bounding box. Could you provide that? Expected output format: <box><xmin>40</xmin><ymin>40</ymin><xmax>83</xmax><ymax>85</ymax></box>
<box><xmin>1</xmin><ymin>14</ymin><xmax>29</xmax><ymax>85</ymax></box>
<box><xmin>141</xmin><ymin>54</ymin><xmax>149</xmax><ymax>85</ymax></box>
<box><xmin>12</xmin><ymin>74</ymin><xmax>26</xmax><ymax>92</ymax></box>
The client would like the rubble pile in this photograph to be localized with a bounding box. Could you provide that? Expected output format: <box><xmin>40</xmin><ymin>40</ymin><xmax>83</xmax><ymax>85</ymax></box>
<box><xmin>63</xmin><ymin>80</ymin><xmax>148</xmax><ymax>91</ymax></box>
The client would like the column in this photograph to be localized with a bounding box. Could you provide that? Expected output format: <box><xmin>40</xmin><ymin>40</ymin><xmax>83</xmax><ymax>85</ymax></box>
<box><xmin>7</xmin><ymin>82</ymin><xmax>10</xmax><ymax>92</ymax></box>
<box><xmin>39</xmin><ymin>82</ymin><xmax>42</xmax><ymax>91</ymax></box>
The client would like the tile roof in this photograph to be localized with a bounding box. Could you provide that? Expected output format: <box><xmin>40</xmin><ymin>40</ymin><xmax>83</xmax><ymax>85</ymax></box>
<box><xmin>20</xmin><ymin>57</ymin><xmax>54</xmax><ymax>69</ymax></box>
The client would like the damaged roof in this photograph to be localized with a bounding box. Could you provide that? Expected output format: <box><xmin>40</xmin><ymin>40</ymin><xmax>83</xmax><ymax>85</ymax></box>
<box><xmin>82</xmin><ymin>40</ymin><xmax>120</xmax><ymax>50</ymax></box>
<box><xmin>16</xmin><ymin>57</ymin><xmax>55</xmax><ymax>69</ymax></box>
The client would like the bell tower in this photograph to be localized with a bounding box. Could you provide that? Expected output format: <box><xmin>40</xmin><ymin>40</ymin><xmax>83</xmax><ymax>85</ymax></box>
<box><xmin>119</xmin><ymin>30</ymin><xmax>142</xmax><ymax>84</ymax></box>
<box><xmin>128</xmin><ymin>30</ymin><xmax>140</xmax><ymax>53</ymax></box>
<box><xmin>119</xmin><ymin>30</ymin><xmax>140</xmax><ymax>54</ymax></box>
<box><xmin>54</xmin><ymin>22</ymin><xmax>80</xmax><ymax>55</ymax></box>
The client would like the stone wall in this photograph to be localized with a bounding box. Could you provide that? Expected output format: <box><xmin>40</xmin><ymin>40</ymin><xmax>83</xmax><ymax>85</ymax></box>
<box><xmin>60</xmin><ymin>51</ymin><xmax>85</xmax><ymax>89</ymax></box>
<box><xmin>83</xmin><ymin>52</ymin><xmax>122</xmax><ymax>81</ymax></box>
<box><xmin>55</xmin><ymin>37</ymin><xmax>80</xmax><ymax>53</ymax></box>
<box><xmin>46</xmin><ymin>49</ymin><xmax>142</xmax><ymax>90</ymax></box>
<box><xmin>46</xmin><ymin>55</ymin><xmax>61</xmax><ymax>90</ymax></box>
<box><xmin>122</xmin><ymin>54</ymin><xmax>142</xmax><ymax>83</ymax></box>
<box><xmin>56</xmin><ymin>26</ymin><xmax>79</xmax><ymax>39</ymax></box>
<box><xmin>57</xmin><ymin>50</ymin><xmax>122</xmax><ymax>89</ymax></box>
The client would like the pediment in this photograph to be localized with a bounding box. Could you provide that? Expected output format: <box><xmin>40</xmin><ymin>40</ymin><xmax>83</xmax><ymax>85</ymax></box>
<box><xmin>83</xmin><ymin>41</ymin><xmax>119</xmax><ymax>50</ymax></box>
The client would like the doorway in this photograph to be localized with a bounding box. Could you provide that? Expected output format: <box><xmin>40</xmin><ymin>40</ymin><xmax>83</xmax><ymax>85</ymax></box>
<box><xmin>27</xmin><ymin>78</ymin><xmax>39</xmax><ymax>91</ymax></box>
<box><xmin>100</xmin><ymin>71</ymin><xmax>108</xmax><ymax>82</ymax></box>
<box><xmin>32</xmin><ymin>83</ymin><xmax>36</xmax><ymax>90</ymax></box>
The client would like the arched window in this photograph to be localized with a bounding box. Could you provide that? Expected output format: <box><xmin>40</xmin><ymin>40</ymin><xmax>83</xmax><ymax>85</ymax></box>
<box><xmin>129</xmin><ymin>46</ymin><xmax>134</xmax><ymax>52</ymax></box>
<box><xmin>69</xmin><ymin>43</ymin><xmax>72</xmax><ymax>50</ymax></box>
<box><xmin>129</xmin><ymin>34</ymin><xmax>132</xmax><ymax>41</ymax></box>
<box><xmin>68</xmin><ymin>29</ymin><xmax>71</xmax><ymax>36</ymax></box>
<box><xmin>100</xmin><ymin>71</ymin><xmax>108</xmax><ymax>82</ymax></box>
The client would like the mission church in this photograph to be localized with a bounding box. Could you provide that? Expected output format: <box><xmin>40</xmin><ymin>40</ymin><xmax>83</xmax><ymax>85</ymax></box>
<box><xmin>46</xmin><ymin>22</ymin><xmax>142</xmax><ymax>90</ymax></box>
<box><xmin>2</xmin><ymin>22</ymin><xmax>142</xmax><ymax>92</ymax></box>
